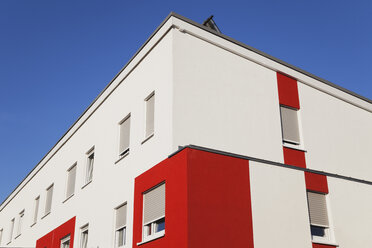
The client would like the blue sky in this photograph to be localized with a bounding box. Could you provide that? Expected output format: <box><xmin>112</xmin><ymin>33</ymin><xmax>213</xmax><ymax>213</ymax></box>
<box><xmin>0</xmin><ymin>0</ymin><xmax>371</xmax><ymax>203</ymax></box>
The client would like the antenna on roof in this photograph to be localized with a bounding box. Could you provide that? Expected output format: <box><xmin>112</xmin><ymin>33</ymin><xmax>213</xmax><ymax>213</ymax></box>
<box><xmin>202</xmin><ymin>15</ymin><xmax>222</xmax><ymax>34</ymax></box>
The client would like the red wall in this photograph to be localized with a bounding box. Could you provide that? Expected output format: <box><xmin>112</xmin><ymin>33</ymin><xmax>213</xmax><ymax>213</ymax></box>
<box><xmin>36</xmin><ymin>217</ymin><xmax>76</xmax><ymax>248</ymax></box>
<box><xmin>132</xmin><ymin>148</ymin><xmax>254</xmax><ymax>248</ymax></box>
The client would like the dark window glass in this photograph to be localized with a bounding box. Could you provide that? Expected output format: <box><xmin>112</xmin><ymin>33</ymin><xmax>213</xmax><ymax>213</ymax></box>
<box><xmin>311</xmin><ymin>225</ymin><xmax>325</xmax><ymax>237</ymax></box>
<box><xmin>156</xmin><ymin>218</ymin><xmax>165</xmax><ymax>232</ymax></box>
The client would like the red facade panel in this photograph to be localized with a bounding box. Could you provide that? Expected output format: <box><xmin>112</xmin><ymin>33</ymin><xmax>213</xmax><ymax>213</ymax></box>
<box><xmin>305</xmin><ymin>172</ymin><xmax>329</xmax><ymax>194</ymax></box>
<box><xmin>277</xmin><ymin>72</ymin><xmax>300</xmax><ymax>109</ymax></box>
<box><xmin>36</xmin><ymin>217</ymin><xmax>76</xmax><ymax>248</ymax></box>
<box><xmin>283</xmin><ymin>147</ymin><xmax>307</xmax><ymax>168</ymax></box>
<box><xmin>312</xmin><ymin>243</ymin><xmax>337</xmax><ymax>248</ymax></box>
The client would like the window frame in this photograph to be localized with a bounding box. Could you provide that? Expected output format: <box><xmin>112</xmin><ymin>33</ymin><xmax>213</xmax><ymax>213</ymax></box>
<box><xmin>84</xmin><ymin>147</ymin><xmax>95</xmax><ymax>185</ymax></box>
<box><xmin>0</xmin><ymin>228</ymin><xmax>3</xmax><ymax>245</ymax></box>
<box><xmin>142</xmin><ymin>183</ymin><xmax>165</xmax><ymax>242</ymax></box>
<box><xmin>16</xmin><ymin>210</ymin><xmax>25</xmax><ymax>237</ymax></box>
<box><xmin>65</xmin><ymin>163</ymin><xmax>77</xmax><ymax>200</ymax></box>
<box><xmin>44</xmin><ymin>184</ymin><xmax>54</xmax><ymax>216</ymax></box>
<box><xmin>143</xmin><ymin>91</ymin><xmax>155</xmax><ymax>141</ymax></box>
<box><xmin>114</xmin><ymin>203</ymin><xmax>127</xmax><ymax>248</ymax></box>
<box><xmin>32</xmin><ymin>196</ymin><xmax>40</xmax><ymax>226</ymax></box>
<box><xmin>80</xmin><ymin>224</ymin><xmax>89</xmax><ymax>248</ymax></box>
<box><xmin>279</xmin><ymin>105</ymin><xmax>301</xmax><ymax>146</ymax></box>
<box><xmin>306</xmin><ymin>191</ymin><xmax>334</xmax><ymax>244</ymax></box>
<box><xmin>8</xmin><ymin>218</ymin><xmax>15</xmax><ymax>243</ymax></box>
<box><xmin>118</xmin><ymin>114</ymin><xmax>131</xmax><ymax>158</ymax></box>
<box><xmin>60</xmin><ymin>234</ymin><xmax>71</xmax><ymax>248</ymax></box>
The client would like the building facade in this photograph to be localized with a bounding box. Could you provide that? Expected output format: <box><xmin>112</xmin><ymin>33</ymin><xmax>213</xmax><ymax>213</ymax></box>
<box><xmin>0</xmin><ymin>12</ymin><xmax>371</xmax><ymax>248</ymax></box>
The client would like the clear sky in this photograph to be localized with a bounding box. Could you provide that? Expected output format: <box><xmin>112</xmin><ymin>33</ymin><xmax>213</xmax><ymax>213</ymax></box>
<box><xmin>0</xmin><ymin>0</ymin><xmax>371</xmax><ymax>203</ymax></box>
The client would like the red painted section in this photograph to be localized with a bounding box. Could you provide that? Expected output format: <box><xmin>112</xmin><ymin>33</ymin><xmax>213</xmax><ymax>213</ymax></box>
<box><xmin>187</xmin><ymin>149</ymin><xmax>253</xmax><ymax>248</ymax></box>
<box><xmin>133</xmin><ymin>148</ymin><xmax>254</xmax><ymax>248</ymax></box>
<box><xmin>305</xmin><ymin>172</ymin><xmax>329</xmax><ymax>194</ymax></box>
<box><xmin>36</xmin><ymin>217</ymin><xmax>76</xmax><ymax>248</ymax></box>
<box><xmin>277</xmin><ymin>72</ymin><xmax>300</xmax><ymax>109</ymax></box>
<box><xmin>283</xmin><ymin>147</ymin><xmax>307</xmax><ymax>168</ymax></box>
<box><xmin>133</xmin><ymin>149</ymin><xmax>188</xmax><ymax>248</ymax></box>
<box><xmin>312</xmin><ymin>243</ymin><xmax>337</xmax><ymax>248</ymax></box>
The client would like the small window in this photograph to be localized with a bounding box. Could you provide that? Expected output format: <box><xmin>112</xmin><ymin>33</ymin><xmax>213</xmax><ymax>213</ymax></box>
<box><xmin>33</xmin><ymin>196</ymin><xmax>40</xmax><ymax>224</ymax></box>
<box><xmin>85</xmin><ymin>148</ymin><xmax>94</xmax><ymax>184</ymax></box>
<box><xmin>143</xmin><ymin>183</ymin><xmax>165</xmax><ymax>241</ymax></box>
<box><xmin>9</xmin><ymin>218</ymin><xmax>14</xmax><ymax>242</ymax></box>
<box><xmin>17</xmin><ymin>210</ymin><xmax>24</xmax><ymax>236</ymax></box>
<box><xmin>115</xmin><ymin>204</ymin><xmax>127</xmax><ymax>247</ymax></box>
<box><xmin>280</xmin><ymin>106</ymin><xmax>300</xmax><ymax>145</ymax></box>
<box><xmin>145</xmin><ymin>92</ymin><xmax>155</xmax><ymax>138</ymax></box>
<box><xmin>0</xmin><ymin>228</ymin><xmax>3</xmax><ymax>245</ymax></box>
<box><xmin>307</xmin><ymin>191</ymin><xmax>331</xmax><ymax>242</ymax></box>
<box><xmin>66</xmin><ymin>164</ymin><xmax>77</xmax><ymax>198</ymax></box>
<box><xmin>45</xmin><ymin>184</ymin><xmax>54</xmax><ymax>215</ymax></box>
<box><xmin>61</xmin><ymin>235</ymin><xmax>71</xmax><ymax>248</ymax></box>
<box><xmin>119</xmin><ymin>115</ymin><xmax>131</xmax><ymax>156</ymax></box>
<box><xmin>80</xmin><ymin>225</ymin><xmax>89</xmax><ymax>248</ymax></box>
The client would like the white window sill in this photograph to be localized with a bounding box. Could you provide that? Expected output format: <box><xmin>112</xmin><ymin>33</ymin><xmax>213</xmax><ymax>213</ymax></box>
<box><xmin>283</xmin><ymin>142</ymin><xmax>307</xmax><ymax>152</ymax></box>
<box><xmin>312</xmin><ymin>241</ymin><xmax>339</xmax><ymax>247</ymax></box>
<box><xmin>115</xmin><ymin>150</ymin><xmax>130</xmax><ymax>164</ymax></box>
<box><xmin>14</xmin><ymin>233</ymin><xmax>21</xmax><ymax>239</ymax></box>
<box><xmin>62</xmin><ymin>194</ymin><xmax>74</xmax><ymax>203</ymax></box>
<box><xmin>137</xmin><ymin>232</ymin><xmax>165</xmax><ymax>246</ymax></box>
<box><xmin>41</xmin><ymin>211</ymin><xmax>51</xmax><ymax>219</ymax></box>
<box><xmin>30</xmin><ymin>222</ymin><xmax>37</xmax><ymax>228</ymax></box>
<box><xmin>81</xmin><ymin>180</ymin><xmax>92</xmax><ymax>189</ymax></box>
<box><xmin>141</xmin><ymin>133</ymin><xmax>154</xmax><ymax>145</ymax></box>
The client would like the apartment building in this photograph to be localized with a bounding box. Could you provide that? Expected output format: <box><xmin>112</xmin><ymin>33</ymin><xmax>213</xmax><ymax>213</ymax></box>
<box><xmin>0</xmin><ymin>12</ymin><xmax>371</xmax><ymax>248</ymax></box>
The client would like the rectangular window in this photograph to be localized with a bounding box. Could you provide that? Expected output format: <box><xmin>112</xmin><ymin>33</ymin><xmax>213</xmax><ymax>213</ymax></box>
<box><xmin>143</xmin><ymin>183</ymin><xmax>165</xmax><ymax>241</ymax></box>
<box><xmin>0</xmin><ymin>228</ymin><xmax>3</xmax><ymax>245</ymax></box>
<box><xmin>119</xmin><ymin>115</ymin><xmax>131</xmax><ymax>156</ymax></box>
<box><xmin>307</xmin><ymin>191</ymin><xmax>331</xmax><ymax>242</ymax></box>
<box><xmin>80</xmin><ymin>225</ymin><xmax>88</xmax><ymax>248</ymax></box>
<box><xmin>61</xmin><ymin>235</ymin><xmax>70</xmax><ymax>248</ymax></box>
<box><xmin>17</xmin><ymin>210</ymin><xmax>24</xmax><ymax>236</ymax></box>
<box><xmin>9</xmin><ymin>218</ymin><xmax>14</xmax><ymax>242</ymax></box>
<box><xmin>115</xmin><ymin>204</ymin><xmax>127</xmax><ymax>247</ymax></box>
<box><xmin>33</xmin><ymin>196</ymin><xmax>40</xmax><ymax>224</ymax></box>
<box><xmin>280</xmin><ymin>106</ymin><xmax>300</xmax><ymax>145</ymax></box>
<box><xmin>145</xmin><ymin>92</ymin><xmax>155</xmax><ymax>138</ymax></box>
<box><xmin>66</xmin><ymin>164</ymin><xmax>77</xmax><ymax>198</ymax></box>
<box><xmin>45</xmin><ymin>184</ymin><xmax>54</xmax><ymax>215</ymax></box>
<box><xmin>85</xmin><ymin>148</ymin><xmax>94</xmax><ymax>184</ymax></box>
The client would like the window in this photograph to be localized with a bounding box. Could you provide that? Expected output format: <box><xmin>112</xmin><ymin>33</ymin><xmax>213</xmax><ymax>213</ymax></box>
<box><xmin>9</xmin><ymin>218</ymin><xmax>14</xmax><ymax>242</ymax></box>
<box><xmin>61</xmin><ymin>235</ymin><xmax>70</xmax><ymax>248</ymax></box>
<box><xmin>16</xmin><ymin>210</ymin><xmax>24</xmax><ymax>236</ymax></box>
<box><xmin>85</xmin><ymin>148</ymin><xmax>94</xmax><ymax>184</ymax></box>
<box><xmin>145</xmin><ymin>92</ymin><xmax>155</xmax><ymax>138</ymax></box>
<box><xmin>143</xmin><ymin>183</ymin><xmax>165</xmax><ymax>241</ymax></box>
<box><xmin>280</xmin><ymin>106</ymin><xmax>300</xmax><ymax>145</ymax></box>
<box><xmin>66</xmin><ymin>164</ymin><xmax>77</xmax><ymax>198</ymax></box>
<box><xmin>33</xmin><ymin>196</ymin><xmax>40</xmax><ymax>224</ymax></box>
<box><xmin>115</xmin><ymin>204</ymin><xmax>127</xmax><ymax>247</ymax></box>
<box><xmin>80</xmin><ymin>225</ymin><xmax>88</xmax><ymax>248</ymax></box>
<box><xmin>307</xmin><ymin>191</ymin><xmax>331</xmax><ymax>242</ymax></box>
<box><xmin>119</xmin><ymin>115</ymin><xmax>131</xmax><ymax>156</ymax></box>
<box><xmin>0</xmin><ymin>228</ymin><xmax>3</xmax><ymax>245</ymax></box>
<box><xmin>45</xmin><ymin>184</ymin><xmax>54</xmax><ymax>215</ymax></box>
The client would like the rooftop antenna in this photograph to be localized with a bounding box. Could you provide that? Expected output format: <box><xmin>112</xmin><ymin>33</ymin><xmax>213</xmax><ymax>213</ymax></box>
<box><xmin>202</xmin><ymin>15</ymin><xmax>222</xmax><ymax>34</ymax></box>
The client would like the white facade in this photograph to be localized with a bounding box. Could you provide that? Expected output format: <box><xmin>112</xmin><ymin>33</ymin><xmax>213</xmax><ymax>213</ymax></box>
<box><xmin>0</xmin><ymin>13</ymin><xmax>371</xmax><ymax>248</ymax></box>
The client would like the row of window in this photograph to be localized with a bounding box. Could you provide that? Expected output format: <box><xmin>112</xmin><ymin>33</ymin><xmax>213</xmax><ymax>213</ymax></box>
<box><xmin>0</xmin><ymin>92</ymin><xmax>156</xmax><ymax>246</ymax></box>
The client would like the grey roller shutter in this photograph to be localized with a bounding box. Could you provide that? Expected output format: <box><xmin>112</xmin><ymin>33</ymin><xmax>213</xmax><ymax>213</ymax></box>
<box><xmin>66</xmin><ymin>165</ymin><xmax>77</xmax><ymax>197</ymax></box>
<box><xmin>145</xmin><ymin>94</ymin><xmax>155</xmax><ymax>137</ymax></box>
<box><xmin>45</xmin><ymin>185</ymin><xmax>54</xmax><ymax>214</ymax></box>
<box><xmin>119</xmin><ymin>116</ymin><xmax>130</xmax><ymax>154</ymax></box>
<box><xmin>116</xmin><ymin>204</ymin><xmax>127</xmax><ymax>229</ymax></box>
<box><xmin>280</xmin><ymin>106</ymin><xmax>300</xmax><ymax>144</ymax></box>
<box><xmin>307</xmin><ymin>191</ymin><xmax>329</xmax><ymax>227</ymax></box>
<box><xmin>143</xmin><ymin>183</ymin><xmax>165</xmax><ymax>224</ymax></box>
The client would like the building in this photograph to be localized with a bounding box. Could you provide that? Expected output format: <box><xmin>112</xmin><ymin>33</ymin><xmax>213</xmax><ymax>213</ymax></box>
<box><xmin>0</xmin><ymin>12</ymin><xmax>371</xmax><ymax>248</ymax></box>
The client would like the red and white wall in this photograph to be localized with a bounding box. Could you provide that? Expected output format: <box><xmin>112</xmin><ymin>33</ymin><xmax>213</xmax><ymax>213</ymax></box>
<box><xmin>0</xmin><ymin>13</ymin><xmax>371</xmax><ymax>248</ymax></box>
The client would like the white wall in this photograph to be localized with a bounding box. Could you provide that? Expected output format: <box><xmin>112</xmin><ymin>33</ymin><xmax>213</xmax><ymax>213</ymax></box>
<box><xmin>172</xmin><ymin>29</ymin><xmax>284</xmax><ymax>163</ymax></box>
<box><xmin>249</xmin><ymin>161</ymin><xmax>312</xmax><ymax>248</ymax></box>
